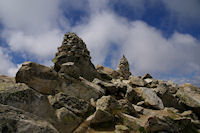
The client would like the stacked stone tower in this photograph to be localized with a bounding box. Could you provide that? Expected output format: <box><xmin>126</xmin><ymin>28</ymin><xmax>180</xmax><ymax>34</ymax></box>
<box><xmin>52</xmin><ymin>32</ymin><xmax>99</xmax><ymax>81</ymax></box>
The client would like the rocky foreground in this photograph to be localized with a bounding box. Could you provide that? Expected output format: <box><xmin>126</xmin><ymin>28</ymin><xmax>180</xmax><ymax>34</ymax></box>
<box><xmin>1</xmin><ymin>33</ymin><xmax>200</xmax><ymax>133</ymax></box>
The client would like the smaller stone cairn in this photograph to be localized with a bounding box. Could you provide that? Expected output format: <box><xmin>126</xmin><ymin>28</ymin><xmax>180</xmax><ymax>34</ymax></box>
<box><xmin>117</xmin><ymin>55</ymin><xmax>132</xmax><ymax>79</ymax></box>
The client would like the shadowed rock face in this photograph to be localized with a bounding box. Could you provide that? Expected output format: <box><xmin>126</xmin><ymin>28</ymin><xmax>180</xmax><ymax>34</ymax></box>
<box><xmin>1</xmin><ymin>33</ymin><xmax>200</xmax><ymax>133</ymax></box>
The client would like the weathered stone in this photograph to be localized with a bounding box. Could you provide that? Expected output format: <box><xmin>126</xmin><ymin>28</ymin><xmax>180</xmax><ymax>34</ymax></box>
<box><xmin>118</xmin><ymin>113</ymin><xmax>145</xmax><ymax>132</ymax></box>
<box><xmin>176</xmin><ymin>83</ymin><xmax>200</xmax><ymax>118</ymax></box>
<box><xmin>96</xmin><ymin>95</ymin><xmax>121</xmax><ymax>114</ymax></box>
<box><xmin>126</xmin><ymin>87</ymin><xmax>164</xmax><ymax>109</ymax></box>
<box><xmin>142</xmin><ymin>73</ymin><xmax>153</xmax><ymax>79</ymax></box>
<box><xmin>93</xmin><ymin>78</ymin><xmax>127</xmax><ymax>99</ymax></box>
<box><xmin>59</xmin><ymin>62</ymin><xmax>80</xmax><ymax>79</ymax></box>
<box><xmin>118</xmin><ymin>99</ymin><xmax>138</xmax><ymax>117</ymax></box>
<box><xmin>117</xmin><ymin>55</ymin><xmax>131</xmax><ymax>79</ymax></box>
<box><xmin>96</xmin><ymin>65</ymin><xmax>120</xmax><ymax>80</ymax></box>
<box><xmin>61</xmin><ymin>77</ymin><xmax>104</xmax><ymax>101</ymax></box>
<box><xmin>145</xmin><ymin>116</ymin><xmax>195</xmax><ymax>133</ymax></box>
<box><xmin>115</xmin><ymin>125</ymin><xmax>130</xmax><ymax>133</ymax></box>
<box><xmin>16</xmin><ymin>62</ymin><xmax>60</xmax><ymax>95</ymax></box>
<box><xmin>55</xmin><ymin>107</ymin><xmax>82</xmax><ymax>133</ymax></box>
<box><xmin>53</xmin><ymin>32</ymin><xmax>99</xmax><ymax>81</ymax></box>
<box><xmin>88</xmin><ymin>109</ymin><xmax>114</xmax><ymax>129</ymax></box>
<box><xmin>154</xmin><ymin>82</ymin><xmax>184</xmax><ymax>111</ymax></box>
<box><xmin>48</xmin><ymin>92</ymin><xmax>95</xmax><ymax>118</ymax></box>
<box><xmin>0</xmin><ymin>104</ymin><xmax>59</xmax><ymax>133</ymax></box>
<box><xmin>128</xmin><ymin>76</ymin><xmax>147</xmax><ymax>87</ymax></box>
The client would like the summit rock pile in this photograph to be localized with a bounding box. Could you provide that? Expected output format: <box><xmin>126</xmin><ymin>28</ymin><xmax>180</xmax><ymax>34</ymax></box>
<box><xmin>1</xmin><ymin>33</ymin><xmax>200</xmax><ymax>133</ymax></box>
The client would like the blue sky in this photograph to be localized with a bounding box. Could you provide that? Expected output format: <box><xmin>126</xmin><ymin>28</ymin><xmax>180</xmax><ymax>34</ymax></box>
<box><xmin>0</xmin><ymin>0</ymin><xmax>200</xmax><ymax>86</ymax></box>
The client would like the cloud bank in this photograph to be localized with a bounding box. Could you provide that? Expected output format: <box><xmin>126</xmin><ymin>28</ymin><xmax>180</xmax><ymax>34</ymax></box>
<box><xmin>0</xmin><ymin>0</ymin><xmax>199</xmax><ymax>86</ymax></box>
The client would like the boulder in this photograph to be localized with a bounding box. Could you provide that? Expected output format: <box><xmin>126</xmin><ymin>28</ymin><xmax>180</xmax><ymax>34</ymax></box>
<box><xmin>142</xmin><ymin>73</ymin><xmax>153</xmax><ymax>79</ymax></box>
<box><xmin>92</xmin><ymin>78</ymin><xmax>127</xmax><ymax>99</ymax></box>
<box><xmin>176</xmin><ymin>83</ymin><xmax>200</xmax><ymax>118</ymax></box>
<box><xmin>115</xmin><ymin>125</ymin><xmax>130</xmax><ymax>133</ymax></box>
<box><xmin>55</xmin><ymin>107</ymin><xmax>82</xmax><ymax>133</ymax></box>
<box><xmin>128</xmin><ymin>76</ymin><xmax>147</xmax><ymax>87</ymax></box>
<box><xmin>118</xmin><ymin>99</ymin><xmax>138</xmax><ymax>117</ymax></box>
<box><xmin>96</xmin><ymin>65</ymin><xmax>120</xmax><ymax>80</ymax></box>
<box><xmin>96</xmin><ymin>95</ymin><xmax>121</xmax><ymax>114</ymax></box>
<box><xmin>0</xmin><ymin>76</ymin><xmax>57</xmax><ymax>124</ymax></box>
<box><xmin>16</xmin><ymin>62</ymin><xmax>60</xmax><ymax>95</ymax></box>
<box><xmin>0</xmin><ymin>104</ymin><xmax>59</xmax><ymax>133</ymax></box>
<box><xmin>126</xmin><ymin>87</ymin><xmax>164</xmax><ymax>109</ymax></box>
<box><xmin>145</xmin><ymin>116</ymin><xmax>195</xmax><ymax>132</ymax></box>
<box><xmin>48</xmin><ymin>92</ymin><xmax>95</xmax><ymax>119</ymax></box>
<box><xmin>52</xmin><ymin>32</ymin><xmax>99</xmax><ymax>81</ymax></box>
<box><xmin>88</xmin><ymin>109</ymin><xmax>114</xmax><ymax>129</ymax></box>
<box><xmin>61</xmin><ymin>77</ymin><xmax>104</xmax><ymax>101</ymax></box>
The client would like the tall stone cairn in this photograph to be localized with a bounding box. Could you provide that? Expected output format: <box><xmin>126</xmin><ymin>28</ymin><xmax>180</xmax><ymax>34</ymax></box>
<box><xmin>52</xmin><ymin>32</ymin><xmax>99</xmax><ymax>81</ymax></box>
<box><xmin>117</xmin><ymin>55</ymin><xmax>131</xmax><ymax>79</ymax></box>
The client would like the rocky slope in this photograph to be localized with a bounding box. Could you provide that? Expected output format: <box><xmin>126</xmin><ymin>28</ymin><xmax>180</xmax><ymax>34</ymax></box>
<box><xmin>1</xmin><ymin>32</ymin><xmax>200</xmax><ymax>133</ymax></box>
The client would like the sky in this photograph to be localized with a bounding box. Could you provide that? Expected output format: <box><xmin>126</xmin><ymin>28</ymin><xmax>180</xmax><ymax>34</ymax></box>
<box><xmin>0</xmin><ymin>0</ymin><xmax>200</xmax><ymax>87</ymax></box>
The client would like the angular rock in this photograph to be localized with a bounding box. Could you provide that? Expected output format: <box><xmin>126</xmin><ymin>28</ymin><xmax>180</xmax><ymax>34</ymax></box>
<box><xmin>176</xmin><ymin>83</ymin><xmax>200</xmax><ymax>118</ymax></box>
<box><xmin>128</xmin><ymin>76</ymin><xmax>147</xmax><ymax>87</ymax></box>
<box><xmin>55</xmin><ymin>107</ymin><xmax>82</xmax><ymax>133</ymax></box>
<box><xmin>61</xmin><ymin>77</ymin><xmax>105</xmax><ymax>101</ymax></box>
<box><xmin>0</xmin><ymin>76</ymin><xmax>56</xmax><ymax>123</ymax></box>
<box><xmin>92</xmin><ymin>78</ymin><xmax>127</xmax><ymax>99</ymax></box>
<box><xmin>118</xmin><ymin>99</ymin><xmax>138</xmax><ymax>117</ymax></box>
<box><xmin>126</xmin><ymin>87</ymin><xmax>164</xmax><ymax>109</ymax></box>
<box><xmin>115</xmin><ymin>125</ymin><xmax>130</xmax><ymax>133</ymax></box>
<box><xmin>88</xmin><ymin>109</ymin><xmax>114</xmax><ymax>129</ymax></box>
<box><xmin>16</xmin><ymin>62</ymin><xmax>60</xmax><ymax>95</ymax></box>
<box><xmin>0</xmin><ymin>104</ymin><xmax>59</xmax><ymax>133</ymax></box>
<box><xmin>96</xmin><ymin>65</ymin><xmax>120</xmax><ymax>80</ymax></box>
<box><xmin>96</xmin><ymin>95</ymin><xmax>121</xmax><ymax>114</ymax></box>
<box><xmin>142</xmin><ymin>73</ymin><xmax>153</xmax><ymax>79</ymax></box>
<box><xmin>118</xmin><ymin>113</ymin><xmax>145</xmax><ymax>132</ymax></box>
<box><xmin>52</xmin><ymin>32</ymin><xmax>99</xmax><ymax>81</ymax></box>
<box><xmin>117</xmin><ymin>55</ymin><xmax>131</xmax><ymax>79</ymax></box>
<box><xmin>154</xmin><ymin>82</ymin><xmax>184</xmax><ymax>111</ymax></box>
<box><xmin>59</xmin><ymin>62</ymin><xmax>80</xmax><ymax>79</ymax></box>
<box><xmin>145</xmin><ymin>116</ymin><xmax>195</xmax><ymax>133</ymax></box>
<box><xmin>48</xmin><ymin>92</ymin><xmax>95</xmax><ymax>118</ymax></box>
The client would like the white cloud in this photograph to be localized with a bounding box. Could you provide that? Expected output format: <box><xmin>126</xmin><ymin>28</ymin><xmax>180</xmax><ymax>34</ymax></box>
<box><xmin>0</xmin><ymin>0</ymin><xmax>67</xmax><ymax>61</ymax></box>
<box><xmin>73</xmin><ymin>10</ymin><xmax>200</xmax><ymax>81</ymax></box>
<box><xmin>0</xmin><ymin>0</ymin><xmax>199</xmax><ymax>87</ymax></box>
<box><xmin>0</xmin><ymin>47</ymin><xmax>18</xmax><ymax>76</ymax></box>
<box><xmin>162</xmin><ymin>0</ymin><xmax>200</xmax><ymax>23</ymax></box>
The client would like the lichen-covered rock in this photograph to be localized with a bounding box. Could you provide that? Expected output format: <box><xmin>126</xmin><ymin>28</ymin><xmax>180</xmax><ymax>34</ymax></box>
<box><xmin>96</xmin><ymin>95</ymin><xmax>121</xmax><ymax>114</ymax></box>
<box><xmin>176</xmin><ymin>83</ymin><xmax>200</xmax><ymax>118</ymax></box>
<box><xmin>96</xmin><ymin>65</ymin><xmax>120</xmax><ymax>80</ymax></box>
<box><xmin>128</xmin><ymin>76</ymin><xmax>147</xmax><ymax>87</ymax></box>
<box><xmin>52</xmin><ymin>32</ymin><xmax>99</xmax><ymax>81</ymax></box>
<box><xmin>61</xmin><ymin>77</ymin><xmax>105</xmax><ymax>101</ymax></box>
<box><xmin>0</xmin><ymin>104</ymin><xmax>59</xmax><ymax>133</ymax></box>
<box><xmin>115</xmin><ymin>125</ymin><xmax>130</xmax><ymax>133</ymax></box>
<box><xmin>117</xmin><ymin>55</ymin><xmax>131</xmax><ymax>79</ymax></box>
<box><xmin>126</xmin><ymin>87</ymin><xmax>164</xmax><ymax>109</ymax></box>
<box><xmin>92</xmin><ymin>78</ymin><xmax>127</xmax><ymax>99</ymax></box>
<box><xmin>55</xmin><ymin>107</ymin><xmax>82</xmax><ymax>133</ymax></box>
<box><xmin>88</xmin><ymin>109</ymin><xmax>114</xmax><ymax>129</ymax></box>
<box><xmin>48</xmin><ymin>92</ymin><xmax>95</xmax><ymax>119</ymax></box>
<box><xmin>16</xmin><ymin>62</ymin><xmax>61</xmax><ymax>95</ymax></box>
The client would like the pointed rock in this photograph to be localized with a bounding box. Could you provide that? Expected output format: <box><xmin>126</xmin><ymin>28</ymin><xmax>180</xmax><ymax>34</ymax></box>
<box><xmin>52</xmin><ymin>32</ymin><xmax>99</xmax><ymax>81</ymax></box>
<box><xmin>117</xmin><ymin>55</ymin><xmax>131</xmax><ymax>79</ymax></box>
